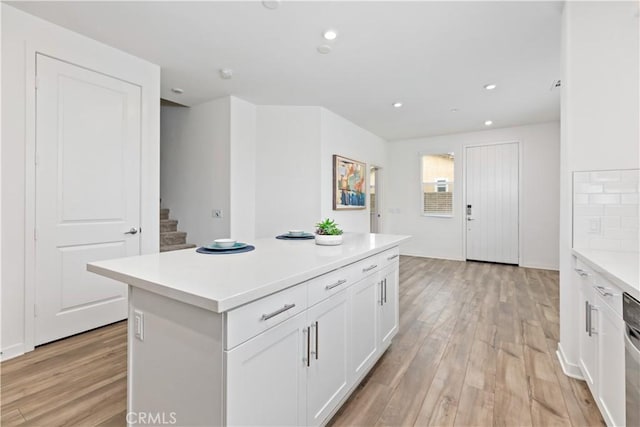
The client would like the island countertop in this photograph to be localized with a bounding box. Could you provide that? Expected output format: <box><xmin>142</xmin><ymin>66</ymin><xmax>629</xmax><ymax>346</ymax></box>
<box><xmin>88</xmin><ymin>232</ymin><xmax>410</xmax><ymax>313</ymax></box>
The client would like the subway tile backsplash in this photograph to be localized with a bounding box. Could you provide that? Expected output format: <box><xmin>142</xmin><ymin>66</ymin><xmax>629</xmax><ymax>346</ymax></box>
<box><xmin>573</xmin><ymin>169</ymin><xmax>640</xmax><ymax>252</ymax></box>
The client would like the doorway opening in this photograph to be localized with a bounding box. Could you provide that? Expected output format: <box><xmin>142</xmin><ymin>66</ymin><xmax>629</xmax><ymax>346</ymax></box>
<box><xmin>370</xmin><ymin>166</ymin><xmax>381</xmax><ymax>233</ymax></box>
<box><xmin>465</xmin><ymin>142</ymin><xmax>520</xmax><ymax>265</ymax></box>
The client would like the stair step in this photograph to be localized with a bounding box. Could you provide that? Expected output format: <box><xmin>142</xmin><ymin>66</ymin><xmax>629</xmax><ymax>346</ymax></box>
<box><xmin>160</xmin><ymin>219</ymin><xmax>178</xmax><ymax>233</ymax></box>
<box><xmin>160</xmin><ymin>208</ymin><xmax>170</xmax><ymax>220</ymax></box>
<box><xmin>160</xmin><ymin>231</ymin><xmax>187</xmax><ymax>246</ymax></box>
<box><xmin>160</xmin><ymin>243</ymin><xmax>196</xmax><ymax>253</ymax></box>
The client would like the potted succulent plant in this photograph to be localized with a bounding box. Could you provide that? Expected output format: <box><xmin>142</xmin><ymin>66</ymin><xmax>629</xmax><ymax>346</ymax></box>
<box><xmin>315</xmin><ymin>218</ymin><xmax>344</xmax><ymax>246</ymax></box>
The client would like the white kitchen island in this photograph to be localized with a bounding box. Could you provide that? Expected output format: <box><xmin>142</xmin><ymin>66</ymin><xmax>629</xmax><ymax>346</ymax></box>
<box><xmin>88</xmin><ymin>232</ymin><xmax>410</xmax><ymax>427</ymax></box>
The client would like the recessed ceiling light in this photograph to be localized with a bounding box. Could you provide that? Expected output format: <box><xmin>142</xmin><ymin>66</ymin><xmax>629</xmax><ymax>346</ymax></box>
<box><xmin>262</xmin><ymin>0</ymin><xmax>281</xmax><ymax>10</ymax></box>
<box><xmin>171</xmin><ymin>88</ymin><xmax>184</xmax><ymax>94</ymax></box>
<box><xmin>450</xmin><ymin>108</ymin><xmax>459</xmax><ymax>113</ymax></box>
<box><xmin>219</xmin><ymin>68</ymin><xmax>233</xmax><ymax>80</ymax></box>
<box><xmin>484</xmin><ymin>83</ymin><xmax>497</xmax><ymax>90</ymax></box>
<box><xmin>484</xmin><ymin>120</ymin><xmax>493</xmax><ymax>126</ymax></box>
<box><xmin>392</xmin><ymin>102</ymin><xmax>403</xmax><ymax>108</ymax></box>
<box><xmin>323</xmin><ymin>30</ymin><xmax>338</xmax><ymax>41</ymax></box>
<box><xmin>317</xmin><ymin>44</ymin><xmax>332</xmax><ymax>54</ymax></box>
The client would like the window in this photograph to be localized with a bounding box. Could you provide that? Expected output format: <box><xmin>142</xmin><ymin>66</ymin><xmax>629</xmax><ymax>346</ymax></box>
<box><xmin>421</xmin><ymin>153</ymin><xmax>454</xmax><ymax>216</ymax></box>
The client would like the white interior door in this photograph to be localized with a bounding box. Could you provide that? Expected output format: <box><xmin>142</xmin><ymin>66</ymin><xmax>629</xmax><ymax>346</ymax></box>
<box><xmin>35</xmin><ymin>54</ymin><xmax>141</xmax><ymax>345</ymax></box>
<box><xmin>465</xmin><ymin>142</ymin><xmax>519</xmax><ymax>264</ymax></box>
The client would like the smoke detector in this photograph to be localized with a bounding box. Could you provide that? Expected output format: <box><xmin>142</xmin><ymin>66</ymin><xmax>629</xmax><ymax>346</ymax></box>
<box><xmin>219</xmin><ymin>69</ymin><xmax>233</xmax><ymax>80</ymax></box>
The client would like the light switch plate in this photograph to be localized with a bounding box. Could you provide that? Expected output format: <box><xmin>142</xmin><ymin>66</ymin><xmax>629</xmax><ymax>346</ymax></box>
<box><xmin>134</xmin><ymin>310</ymin><xmax>144</xmax><ymax>341</ymax></box>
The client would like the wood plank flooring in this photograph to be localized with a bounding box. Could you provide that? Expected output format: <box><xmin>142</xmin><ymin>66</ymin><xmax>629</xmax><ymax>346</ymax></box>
<box><xmin>1</xmin><ymin>257</ymin><xmax>604</xmax><ymax>426</ymax></box>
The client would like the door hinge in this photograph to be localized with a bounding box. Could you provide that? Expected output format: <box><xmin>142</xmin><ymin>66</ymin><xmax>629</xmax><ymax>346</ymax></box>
<box><xmin>34</xmin><ymin>153</ymin><xmax>39</xmax><ymax>166</ymax></box>
<box><xmin>33</xmin><ymin>228</ymin><xmax>38</xmax><ymax>241</ymax></box>
<box><xmin>35</xmin><ymin>77</ymin><xmax>40</xmax><ymax>90</ymax></box>
<box><xmin>34</xmin><ymin>304</ymin><xmax>38</xmax><ymax>317</ymax></box>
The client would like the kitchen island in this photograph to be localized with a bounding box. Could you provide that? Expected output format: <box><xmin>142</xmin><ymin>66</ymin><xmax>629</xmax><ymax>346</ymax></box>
<box><xmin>88</xmin><ymin>232</ymin><xmax>410</xmax><ymax>426</ymax></box>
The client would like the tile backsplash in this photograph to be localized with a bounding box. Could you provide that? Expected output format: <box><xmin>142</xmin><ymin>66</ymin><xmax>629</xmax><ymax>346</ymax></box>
<box><xmin>573</xmin><ymin>169</ymin><xmax>639</xmax><ymax>252</ymax></box>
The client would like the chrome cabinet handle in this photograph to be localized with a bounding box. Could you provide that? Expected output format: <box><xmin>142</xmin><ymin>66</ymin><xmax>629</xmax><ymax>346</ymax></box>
<box><xmin>594</xmin><ymin>286</ymin><xmax>618</xmax><ymax>297</ymax></box>
<box><xmin>261</xmin><ymin>303</ymin><xmax>295</xmax><ymax>321</ymax></box>
<box><xmin>575</xmin><ymin>268</ymin><xmax>590</xmax><ymax>277</ymax></box>
<box><xmin>305</xmin><ymin>326</ymin><xmax>310</xmax><ymax>367</ymax></box>
<box><xmin>585</xmin><ymin>301</ymin><xmax>590</xmax><ymax>333</ymax></box>
<box><xmin>314</xmin><ymin>321</ymin><xmax>319</xmax><ymax>360</ymax></box>
<box><xmin>379</xmin><ymin>281</ymin><xmax>384</xmax><ymax>306</ymax></box>
<box><xmin>363</xmin><ymin>264</ymin><xmax>378</xmax><ymax>273</ymax></box>
<box><xmin>589</xmin><ymin>304</ymin><xmax>598</xmax><ymax>337</ymax></box>
<box><xmin>124</xmin><ymin>227</ymin><xmax>139</xmax><ymax>235</ymax></box>
<box><xmin>387</xmin><ymin>254</ymin><xmax>399</xmax><ymax>261</ymax></box>
<box><xmin>326</xmin><ymin>279</ymin><xmax>347</xmax><ymax>290</ymax></box>
<box><xmin>383</xmin><ymin>278</ymin><xmax>387</xmax><ymax>303</ymax></box>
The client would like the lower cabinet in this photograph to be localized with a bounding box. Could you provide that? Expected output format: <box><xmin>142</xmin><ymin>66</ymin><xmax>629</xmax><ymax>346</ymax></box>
<box><xmin>596</xmin><ymin>298</ymin><xmax>625</xmax><ymax>427</ymax></box>
<box><xmin>226</xmin><ymin>256</ymin><xmax>399</xmax><ymax>427</ymax></box>
<box><xmin>226</xmin><ymin>311</ymin><xmax>308</xmax><ymax>426</ymax></box>
<box><xmin>379</xmin><ymin>265</ymin><xmax>399</xmax><ymax>349</ymax></box>
<box><xmin>575</xmin><ymin>258</ymin><xmax>626</xmax><ymax>427</ymax></box>
<box><xmin>306</xmin><ymin>290</ymin><xmax>350</xmax><ymax>426</ymax></box>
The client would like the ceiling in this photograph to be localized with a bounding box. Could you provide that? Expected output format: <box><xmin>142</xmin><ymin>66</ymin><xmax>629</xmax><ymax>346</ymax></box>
<box><xmin>7</xmin><ymin>1</ymin><xmax>562</xmax><ymax>141</ymax></box>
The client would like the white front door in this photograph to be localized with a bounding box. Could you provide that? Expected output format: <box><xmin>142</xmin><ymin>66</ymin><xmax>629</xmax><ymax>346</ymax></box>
<box><xmin>465</xmin><ymin>142</ymin><xmax>519</xmax><ymax>264</ymax></box>
<box><xmin>35</xmin><ymin>54</ymin><xmax>141</xmax><ymax>345</ymax></box>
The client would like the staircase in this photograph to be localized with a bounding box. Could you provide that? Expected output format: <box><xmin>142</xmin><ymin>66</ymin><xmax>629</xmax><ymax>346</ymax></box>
<box><xmin>160</xmin><ymin>208</ymin><xmax>197</xmax><ymax>252</ymax></box>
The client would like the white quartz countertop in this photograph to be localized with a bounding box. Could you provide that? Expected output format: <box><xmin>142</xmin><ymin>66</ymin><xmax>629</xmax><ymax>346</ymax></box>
<box><xmin>88</xmin><ymin>233</ymin><xmax>410</xmax><ymax>313</ymax></box>
<box><xmin>572</xmin><ymin>248</ymin><xmax>639</xmax><ymax>300</ymax></box>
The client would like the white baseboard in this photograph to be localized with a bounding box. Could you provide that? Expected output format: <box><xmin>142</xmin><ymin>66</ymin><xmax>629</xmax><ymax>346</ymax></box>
<box><xmin>520</xmin><ymin>262</ymin><xmax>560</xmax><ymax>271</ymax></box>
<box><xmin>399</xmin><ymin>252</ymin><xmax>465</xmax><ymax>262</ymax></box>
<box><xmin>1</xmin><ymin>343</ymin><xmax>25</xmax><ymax>362</ymax></box>
<box><xmin>556</xmin><ymin>342</ymin><xmax>584</xmax><ymax>380</ymax></box>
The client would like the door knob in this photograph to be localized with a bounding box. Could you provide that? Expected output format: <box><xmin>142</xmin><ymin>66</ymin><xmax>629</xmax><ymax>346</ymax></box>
<box><xmin>467</xmin><ymin>218</ymin><xmax>475</xmax><ymax>221</ymax></box>
<box><xmin>124</xmin><ymin>227</ymin><xmax>139</xmax><ymax>235</ymax></box>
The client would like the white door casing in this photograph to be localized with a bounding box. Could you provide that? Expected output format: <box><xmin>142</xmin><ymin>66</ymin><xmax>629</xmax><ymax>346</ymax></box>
<box><xmin>35</xmin><ymin>54</ymin><xmax>141</xmax><ymax>345</ymax></box>
<box><xmin>465</xmin><ymin>142</ymin><xmax>519</xmax><ymax>264</ymax></box>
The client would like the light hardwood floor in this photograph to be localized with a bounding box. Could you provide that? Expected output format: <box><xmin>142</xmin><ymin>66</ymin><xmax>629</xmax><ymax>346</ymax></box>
<box><xmin>1</xmin><ymin>257</ymin><xmax>604</xmax><ymax>426</ymax></box>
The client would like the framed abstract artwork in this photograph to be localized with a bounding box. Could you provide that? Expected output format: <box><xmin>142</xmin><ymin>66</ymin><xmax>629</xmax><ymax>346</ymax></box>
<box><xmin>333</xmin><ymin>155</ymin><xmax>367</xmax><ymax>210</ymax></box>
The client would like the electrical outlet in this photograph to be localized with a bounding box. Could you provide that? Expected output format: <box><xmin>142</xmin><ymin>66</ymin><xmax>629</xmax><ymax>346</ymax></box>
<box><xmin>134</xmin><ymin>310</ymin><xmax>144</xmax><ymax>341</ymax></box>
<box><xmin>589</xmin><ymin>218</ymin><xmax>601</xmax><ymax>234</ymax></box>
<box><xmin>213</xmin><ymin>209</ymin><xmax>223</xmax><ymax>219</ymax></box>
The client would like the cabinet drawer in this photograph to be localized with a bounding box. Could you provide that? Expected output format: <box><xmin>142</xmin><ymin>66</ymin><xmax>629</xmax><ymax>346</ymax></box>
<box><xmin>591</xmin><ymin>272</ymin><xmax>623</xmax><ymax>319</ymax></box>
<box><xmin>226</xmin><ymin>284</ymin><xmax>307</xmax><ymax>349</ymax></box>
<box><xmin>352</xmin><ymin>255</ymin><xmax>382</xmax><ymax>282</ymax></box>
<box><xmin>378</xmin><ymin>247</ymin><xmax>400</xmax><ymax>270</ymax></box>
<box><xmin>308</xmin><ymin>266</ymin><xmax>356</xmax><ymax>307</ymax></box>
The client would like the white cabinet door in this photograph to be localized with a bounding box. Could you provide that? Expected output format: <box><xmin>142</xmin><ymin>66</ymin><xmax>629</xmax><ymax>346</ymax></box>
<box><xmin>579</xmin><ymin>282</ymin><xmax>598</xmax><ymax>388</ymax></box>
<box><xmin>226</xmin><ymin>312</ymin><xmax>308</xmax><ymax>427</ymax></box>
<box><xmin>306</xmin><ymin>291</ymin><xmax>350</xmax><ymax>427</ymax></box>
<box><xmin>349</xmin><ymin>275</ymin><xmax>379</xmax><ymax>382</ymax></box>
<box><xmin>35</xmin><ymin>54</ymin><xmax>141</xmax><ymax>345</ymax></box>
<box><xmin>597</xmin><ymin>299</ymin><xmax>626</xmax><ymax>426</ymax></box>
<box><xmin>379</xmin><ymin>265</ymin><xmax>399</xmax><ymax>349</ymax></box>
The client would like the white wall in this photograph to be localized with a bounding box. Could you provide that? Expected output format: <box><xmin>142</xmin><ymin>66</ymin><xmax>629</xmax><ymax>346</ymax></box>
<box><xmin>229</xmin><ymin>97</ymin><xmax>257</xmax><ymax>243</ymax></box>
<box><xmin>161</xmin><ymin>98</ymin><xmax>230</xmax><ymax>246</ymax></box>
<box><xmin>386</xmin><ymin>121</ymin><xmax>560</xmax><ymax>270</ymax></box>
<box><xmin>320</xmin><ymin>108</ymin><xmax>388</xmax><ymax>233</ymax></box>
<box><xmin>254</xmin><ymin>106</ymin><xmax>322</xmax><ymax>238</ymax></box>
<box><xmin>1</xmin><ymin>4</ymin><xmax>160</xmax><ymax>359</ymax></box>
<box><xmin>558</xmin><ymin>1</ymin><xmax>639</xmax><ymax>372</ymax></box>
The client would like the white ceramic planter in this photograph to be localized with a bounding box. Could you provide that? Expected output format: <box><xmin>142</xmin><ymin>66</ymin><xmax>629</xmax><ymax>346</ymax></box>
<box><xmin>315</xmin><ymin>234</ymin><xmax>343</xmax><ymax>246</ymax></box>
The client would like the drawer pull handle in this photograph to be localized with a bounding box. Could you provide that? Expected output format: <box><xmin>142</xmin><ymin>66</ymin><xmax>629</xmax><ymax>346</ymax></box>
<box><xmin>574</xmin><ymin>268</ymin><xmax>590</xmax><ymax>277</ymax></box>
<box><xmin>594</xmin><ymin>286</ymin><xmax>618</xmax><ymax>297</ymax></box>
<box><xmin>326</xmin><ymin>279</ymin><xmax>347</xmax><ymax>290</ymax></box>
<box><xmin>387</xmin><ymin>254</ymin><xmax>399</xmax><ymax>261</ymax></box>
<box><xmin>261</xmin><ymin>303</ymin><xmax>296</xmax><ymax>321</ymax></box>
<box><xmin>363</xmin><ymin>264</ymin><xmax>378</xmax><ymax>273</ymax></box>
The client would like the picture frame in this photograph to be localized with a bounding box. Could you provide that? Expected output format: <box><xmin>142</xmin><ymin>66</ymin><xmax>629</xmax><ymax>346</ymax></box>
<box><xmin>333</xmin><ymin>154</ymin><xmax>367</xmax><ymax>210</ymax></box>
